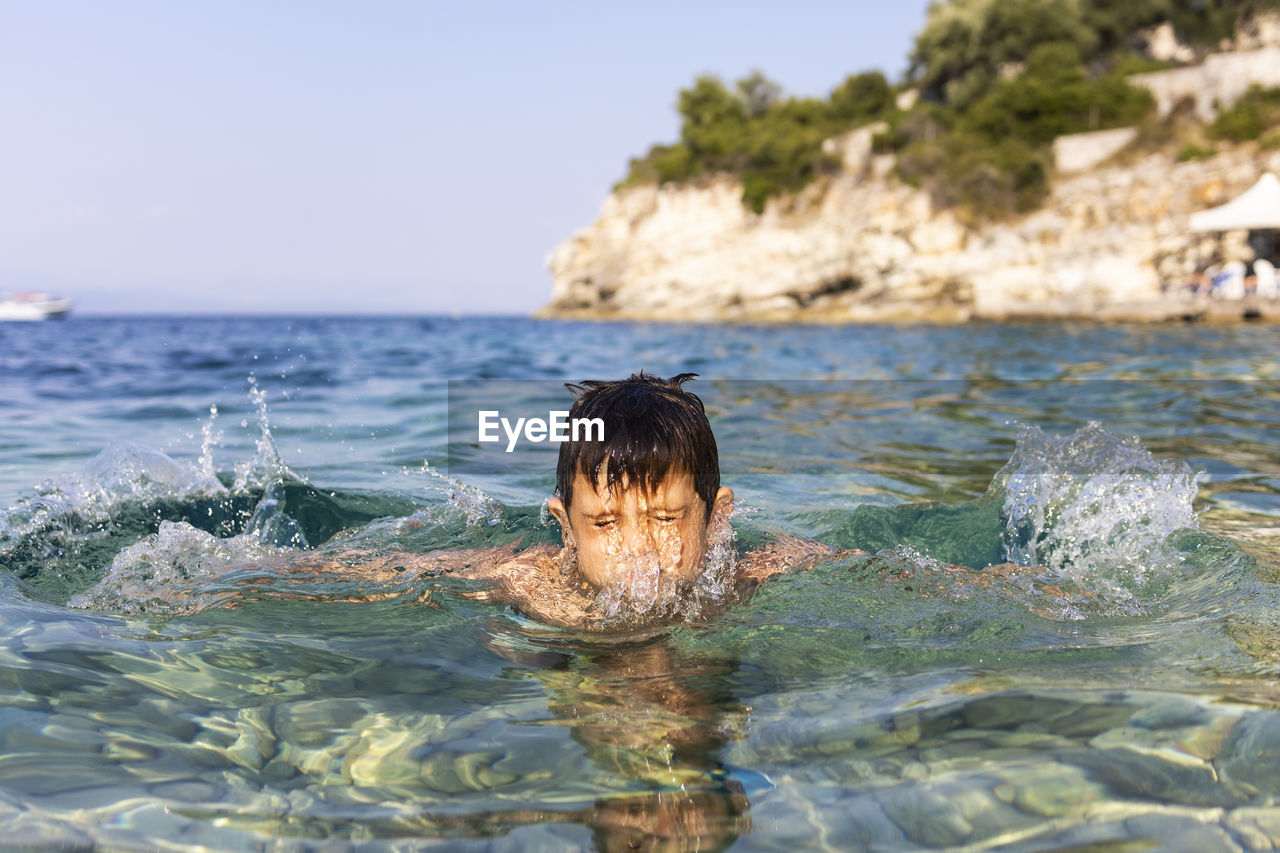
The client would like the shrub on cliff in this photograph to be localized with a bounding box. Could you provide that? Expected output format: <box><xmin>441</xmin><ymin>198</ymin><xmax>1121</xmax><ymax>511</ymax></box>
<box><xmin>678</xmin><ymin>75</ymin><xmax>750</xmax><ymax>165</ymax></box>
<box><xmin>739</xmin><ymin>97</ymin><xmax>845</xmax><ymax>213</ymax></box>
<box><xmin>962</xmin><ymin>44</ymin><xmax>1152</xmax><ymax>145</ymax></box>
<box><xmin>909</xmin><ymin>0</ymin><xmax>1097</xmax><ymax>108</ymax></box>
<box><xmin>910</xmin><ymin>0</ymin><xmax>1278</xmax><ymax>108</ymax></box>
<box><xmin>892</xmin><ymin>42</ymin><xmax>1152</xmax><ymax>218</ymax></box>
<box><xmin>1152</xmin><ymin>0</ymin><xmax>1280</xmax><ymax>48</ymax></box>
<box><xmin>829</xmin><ymin>71</ymin><xmax>894</xmax><ymax>124</ymax></box>
<box><xmin>621</xmin><ymin>70</ymin><xmax>892</xmax><ymax>212</ymax></box>
<box><xmin>618</xmin><ymin>0</ymin><xmax>1272</xmax><ymax>220</ymax></box>
<box><xmin>1208</xmin><ymin>85</ymin><xmax>1280</xmax><ymax>142</ymax></box>
<box><xmin>898</xmin><ymin>130</ymin><xmax>1048</xmax><ymax>220</ymax></box>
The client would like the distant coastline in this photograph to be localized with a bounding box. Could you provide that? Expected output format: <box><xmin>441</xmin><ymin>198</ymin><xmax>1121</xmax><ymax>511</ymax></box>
<box><xmin>541</xmin><ymin>4</ymin><xmax>1280</xmax><ymax>325</ymax></box>
<box><xmin>540</xmin><ymin>135</ymin><xmax>1280</xmax><ymax>326</ymax></box>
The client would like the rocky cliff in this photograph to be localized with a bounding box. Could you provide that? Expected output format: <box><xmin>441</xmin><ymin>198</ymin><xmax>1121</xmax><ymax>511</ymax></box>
<box><xmin>541</xmin><ymin>127</ymin><xmax>1279</xmax><ymax>323</ymax></box>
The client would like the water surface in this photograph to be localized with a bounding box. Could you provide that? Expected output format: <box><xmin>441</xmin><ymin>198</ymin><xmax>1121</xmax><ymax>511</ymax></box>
<box><xmin>1</xmin><ymin>316</ymin><xmax>1279</xmax><ymax>851</ymax></box>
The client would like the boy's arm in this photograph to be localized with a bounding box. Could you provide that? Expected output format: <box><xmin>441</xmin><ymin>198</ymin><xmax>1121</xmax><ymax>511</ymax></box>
<box><xmin>300</xmin><ymin>542</ymin><xmax>554</xmax><ymax>583</ymax></box>
<box><xmin>285</xmin><ymin>543</ymin><xmax>600</xmax><ymax>628</ymax></box>
<box><xmin>738</xmin><ymin>541</ymin><xmax>1080</xmax><ymax>619</ymax></box>
<box><xmin>736</xmin><ymin>533</ymin><xmax>867</xmax><ymax>583</ymax></box>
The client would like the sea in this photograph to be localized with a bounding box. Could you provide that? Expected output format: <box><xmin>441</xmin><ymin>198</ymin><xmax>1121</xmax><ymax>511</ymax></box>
<box><xmin>1</xmin><ymin>315</ymin><xmax>1279</xmax><ymax>851</ymax></box>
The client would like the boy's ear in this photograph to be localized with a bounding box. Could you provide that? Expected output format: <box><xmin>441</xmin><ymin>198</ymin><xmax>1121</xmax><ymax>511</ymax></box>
<box><xmin>710</xmin><ymin>487</ymin><xmax>734</xmax><ymax>524</ymax></box>
<box><xmin>546</xmin><ymin>496</ymin><xmax>572</xmax><ymax>544</ymax></box>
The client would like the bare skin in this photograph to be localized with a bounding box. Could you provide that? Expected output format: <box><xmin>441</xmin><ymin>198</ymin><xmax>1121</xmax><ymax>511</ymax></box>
<box><xmin>295</xmin><ymin>470</ymin><xmax>1064</xmax><ymax>629</ymax></box>
<box><xmin>297</xmin><ymin>470</ymin><xmax>868</xmax><ymax>628</ymax></box>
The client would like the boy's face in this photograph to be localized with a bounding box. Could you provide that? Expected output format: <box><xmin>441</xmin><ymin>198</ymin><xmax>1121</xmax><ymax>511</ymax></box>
<box><xmin>546</xmin><ymin>468</ymin><xmax>733</xmax><ymax>593</ymax></box>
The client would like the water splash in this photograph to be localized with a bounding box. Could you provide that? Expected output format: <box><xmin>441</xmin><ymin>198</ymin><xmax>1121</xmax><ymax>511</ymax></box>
<box><xmin>0</xmin><ymin>382</ymin><xmax>333</xmax><ymax>609</ymax></box>
<box><xmin>0</xmin><ymin>440</ymin><xmax>227</xmax><ymax>549</ymax></box>
<box><xmin>7</xmin><ymin>404</ymin><xmax>1213</xmax><ymax>628</ymax></box>
<box><xmin>196</xmin><ymin>403</ymin><xmax>223</xmax><ymax>485</ymax></box>
<box><xmin>592</xmin><ymin>547</ymin><xmax>664</xmax><ymax>623</ymax></box>
<box><xmin>995</xmin><ymin>422</ymin><xmax>1202</xmax><ymax>610</ymax></box>
<box><xmin>591</xmin><ymin>509</ymin><xmax>739</xmax><ymax>628</ymax></box>
<box><xmin>241</xmin><ymin>480</ymin><xmax>312</xmax><ymax>549</ymax></box>
<box><xmin>1</xmin><ymin>381</ymin><xmax>302</xmax><ymax>555</ymax></box>
<box><xmin>414</xmin><ymin>462</ymin><xmax>503</xmax><ymax>527</ymax></box>
<box><xmin>333</xmin><ymin>463</ymin><xmax>507</xmax><ymax>554</ymax></box>
<box><xmin>696</xmin><ymin>507</ymin><xmax>740</xmax><ymax>601</ymax></box>
<box><xmin>232</xmin><ymin>377</ymin><xmax>304</xmax><ymax>492</ymax></box>
<box><xmin>67</xmin><ymin>520</ymin><xmax>284</xmax><ymax>615</ymax></box>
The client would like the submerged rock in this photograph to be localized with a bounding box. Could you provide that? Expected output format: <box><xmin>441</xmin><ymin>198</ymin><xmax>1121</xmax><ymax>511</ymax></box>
<box><xmin>996</xmin><ymin>764</ymin><xmax>1106</xmax><ymax>817</ymax></box>
<box><xmin>877</xmin><ymin>786</ymin><xmax>974</xmax><ymax>847</ymax></box>
<box><xmin>1217</xmin><ymin>713</ymin><xmax>1280</xmax><ymax>800</ymax></box>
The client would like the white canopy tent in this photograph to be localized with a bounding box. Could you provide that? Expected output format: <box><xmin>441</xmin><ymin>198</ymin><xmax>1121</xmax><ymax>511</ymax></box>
<box><xmin>1190</xmin><ymin>172</ymin><xmax>1280</xmax><ymax>232</ymax></box>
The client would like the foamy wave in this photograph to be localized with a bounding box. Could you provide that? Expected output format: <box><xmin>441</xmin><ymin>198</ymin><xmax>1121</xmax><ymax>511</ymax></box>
<box><xmin>67</xmin><ymin>520</ymin><xmax>285</xmax><ymax>615</ymax></box>
<box><xmin>0</xmin><ymin>440</ymin><xmax>227</xmax><ymax>548</ymax></box>
<box><xmin>413</xmin><ymin>462</ymin><xmax>503</xmax><ymax>527</ymax></box>
<box><xmin>1</xmin><ymin>382</ymin><xmax>305</xmax><ymax>553</ymax></box>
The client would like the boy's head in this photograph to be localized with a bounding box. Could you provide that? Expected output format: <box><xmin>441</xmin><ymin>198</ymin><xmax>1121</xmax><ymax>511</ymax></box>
<box><xmin>545</xmin><ymin>373</ymin><xmax>734</xmax><ymax>592</ymax></box>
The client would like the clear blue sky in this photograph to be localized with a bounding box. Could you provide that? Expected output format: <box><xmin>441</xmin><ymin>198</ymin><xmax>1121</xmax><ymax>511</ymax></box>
<box><xmin>0</xmin><ymin>1</ymin><xmax>932</xmax><ymax>315</ymax></box>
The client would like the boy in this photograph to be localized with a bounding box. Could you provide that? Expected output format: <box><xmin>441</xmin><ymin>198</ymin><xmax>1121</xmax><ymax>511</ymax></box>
<box><xmin>536</xmin><ymin>373</ymin><xmax>856</xmax><ymax>623</ymax></box>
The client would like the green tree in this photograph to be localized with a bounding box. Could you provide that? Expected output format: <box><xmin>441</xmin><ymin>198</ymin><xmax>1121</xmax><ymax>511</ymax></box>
<box><xmin>735</xmin><ymin>70</ymin><xmax>783</xmax><ymax>118</ymax></box>
<box><xmin>893</xmin><ymin>37</ymin><xmax>1151</xmax><ymax>218</ymax></box>
<box><xmin>678</xmin><ymin>75</ymin><xmax>748</xmax><ymax>164</ymax></box>
<box><xmin>1162</xmin><ymin>0</ymin><xmax>1279</xmax><ymax>47</ymax></box>
<box><xmin>618</xmin><ymin>0</ymin><xmax>1278</xmax><ymax>218</ymax></box>
<box><xmin>961</xmin><ymin>42</ymin><xmax>1152</xmax><ymax>145</ymax></box>
<box><xmin>910</xmin><ymin>0</ymin><xmax>1096</xmax><ymax>107</ymax></box>
<box><xmin>829</xmin><ymin>71</ymin><xmax>893</xmax><ymax>124</ymax></box>
<box><xmin>740</xmin><ymin>97</ymin><xmax>841</xmax><ymax>212</ymax></box>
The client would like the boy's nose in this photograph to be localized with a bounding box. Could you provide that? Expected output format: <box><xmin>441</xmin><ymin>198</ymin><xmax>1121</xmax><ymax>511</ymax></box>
<box><xmin>622</xmin><ymin>521</ymin><xmax>657</xmax><ymax>556</ymax></box>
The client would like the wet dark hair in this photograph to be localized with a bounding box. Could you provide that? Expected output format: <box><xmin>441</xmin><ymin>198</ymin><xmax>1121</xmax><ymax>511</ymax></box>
<box><xmin>556</xmin><ymin>372</ymin><xmax>720</xmax><ymax>519</ymax></box>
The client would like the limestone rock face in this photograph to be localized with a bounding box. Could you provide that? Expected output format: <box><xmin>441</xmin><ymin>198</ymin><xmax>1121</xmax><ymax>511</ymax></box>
<box><xmin>1137</xmin><ymin>21</ymin><xmax>1195</xmax><ymax>64</ymax></box>
<box><xmin>1054</xmin><ymin>128</ymin><xmax>1140</xmax><ymax>175</ymax></box>
<box><xmin>543</xmin><ymin>142</ymin><xmax>1280</xmax><ymax>323</ymax></box>
<box><xmin>1235</xmin><ymin>10</ymin><xmax>1280</xmax><ymax>50</ymax></box>
<box><xmin>1130</xmin><ymin>46</ymin><xmax>1280</xmax><ymax>122</ymax></box>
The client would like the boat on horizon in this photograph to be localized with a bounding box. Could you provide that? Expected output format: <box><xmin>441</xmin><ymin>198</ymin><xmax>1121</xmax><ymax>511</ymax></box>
<box><xmin>0</xmin><ymin>291</ymin><xmax>73</xmax><ymax>321</ymax></box>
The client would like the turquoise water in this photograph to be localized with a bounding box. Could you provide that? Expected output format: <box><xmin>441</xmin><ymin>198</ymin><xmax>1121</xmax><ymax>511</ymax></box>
<box><xmin>1</xmin><ymin>316</ymin><xmax>1279</xmax><ymax>850</ymax></box>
